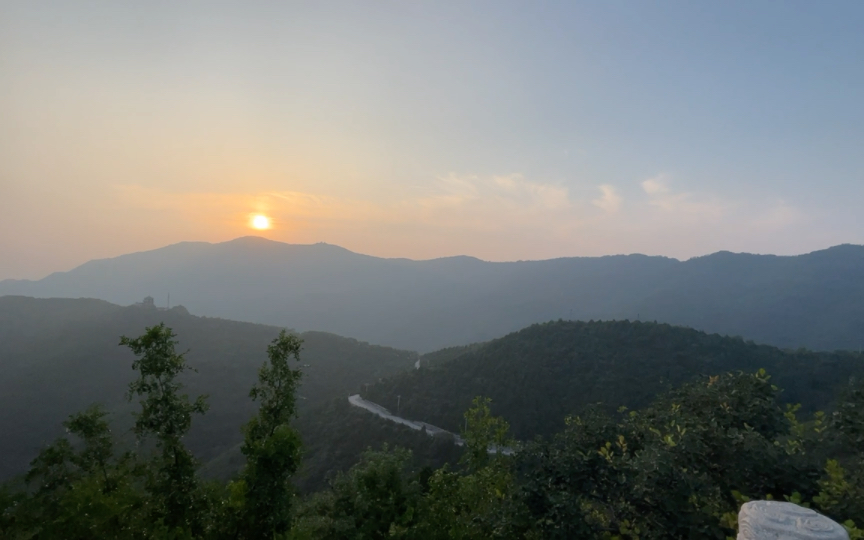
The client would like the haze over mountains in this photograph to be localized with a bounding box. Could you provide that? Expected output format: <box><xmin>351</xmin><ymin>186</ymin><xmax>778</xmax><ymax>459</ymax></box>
<box><xmin>0</xmin><ymin>296</ymin><xmax>416</xmax><ymax>482</ymax></box>
<box><xmin>3</xmin><ymin>237</ymin><xmax>863</xmax><ymax>352</ymax></box>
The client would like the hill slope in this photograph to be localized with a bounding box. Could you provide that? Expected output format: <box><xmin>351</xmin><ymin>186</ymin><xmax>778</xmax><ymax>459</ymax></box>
<box><xmin>3</xmin><ymin>238</ymin><xmax>864</xmax><ymax>351</ymax></box>
<box><xmin>0</xmin><ymin>296</ymin><xmax>416</xmax><ymax>481</ymax></box>
<box><xmin>364</xmin><ymin>320</ymin><xmax>864</xmax><ymax>440</ymax></box>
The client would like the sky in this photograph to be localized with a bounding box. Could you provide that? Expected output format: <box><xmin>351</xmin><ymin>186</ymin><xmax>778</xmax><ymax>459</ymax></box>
<box><xmin>2</xmin><ymin>1</ymin><xmax>863</xmax><ymax>280</ymax></box>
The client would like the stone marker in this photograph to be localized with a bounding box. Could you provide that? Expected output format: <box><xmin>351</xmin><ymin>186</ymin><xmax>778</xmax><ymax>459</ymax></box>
<box><xmin>738</xmin><ymin>501</ymin><xmax>849</xmax><ymax>540</ymax></box>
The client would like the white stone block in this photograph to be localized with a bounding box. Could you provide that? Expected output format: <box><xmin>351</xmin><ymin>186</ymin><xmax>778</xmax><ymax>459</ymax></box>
<box><xmin>737</xmin><ymin>501</ymin><xmax>849</xmax><ymax>540</ymax></box>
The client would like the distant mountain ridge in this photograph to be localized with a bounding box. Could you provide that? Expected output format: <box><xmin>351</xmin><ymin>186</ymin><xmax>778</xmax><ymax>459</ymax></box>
<box><xmin>2</xmin><ymin>237</ymin><xmax>864</xmax><ymax>352</ymax></box>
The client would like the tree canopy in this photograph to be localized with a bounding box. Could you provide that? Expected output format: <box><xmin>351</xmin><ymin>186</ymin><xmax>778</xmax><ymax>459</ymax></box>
<box><xmin>2</xmin><ymin>322</ymin><xmax>864</xmax><ymax>539</ymax></box>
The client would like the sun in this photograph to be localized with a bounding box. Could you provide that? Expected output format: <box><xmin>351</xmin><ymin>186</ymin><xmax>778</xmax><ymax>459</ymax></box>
<box><xmin>250</xmin><ymin>214</ymin><xmax>271</xmax><ymax>230</ymax></box>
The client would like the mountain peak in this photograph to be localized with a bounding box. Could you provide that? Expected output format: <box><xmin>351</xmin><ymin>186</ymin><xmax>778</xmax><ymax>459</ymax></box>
<box><xmin>225</xmin><ymin>235</ymin><xmax>277</xmax><ymax>244</ymax></box>
<box><xmin>220</xmin><ymin>236</ymin><xmax>358</xmax><ymax>254</ymax></box>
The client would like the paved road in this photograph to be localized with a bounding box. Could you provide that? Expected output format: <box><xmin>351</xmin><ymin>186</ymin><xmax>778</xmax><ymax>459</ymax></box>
<box><xmin>347</xmin><ymin>394</ymin><xmax>516</xmax><ymax>456</ymax></box>
<box><xmin>348</xmin><ymin>394</ymin><xmax>465</xmax><ymax>445</ymax></box>
<box><xmin>349</xmin><ymin>355</ymin><xmax>517</xmax><ymax>455</ymax></box>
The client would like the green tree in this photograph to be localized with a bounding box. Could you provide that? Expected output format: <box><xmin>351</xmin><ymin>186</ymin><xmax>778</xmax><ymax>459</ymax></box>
<box><xmin>122</xmin><ymin>323</ymin><xmax>209</xmax><ymax>534</ymax></box>
<box><xmin>809</xmin><ymin>377</ymin><xmax>864</xmax><ymax>533</ymax></box>
<box><xmin>413</xmin><ymin>397</ymin><xmax>516</xmax><ymax>540</ymax></box>
<box><xmin>291</xmin><ymin>446</ymin><xmax>421</xmax><ymax>540</ymax></box>
<box><xmin>8</xmin><ymin>406</ymin><xmax>142</xmax><ymax>539</ymax></box>
<box><xmin>226</xmin><ymin>330</ymin><xmax>304</xmax><ymax>539</ymax></box>
<box><xmin>461</xmin><ymin>396</ymin><xmax>512</xmax><ymax>471</ymax></box>
<box><xmin>517</xmin><ymin>371</ymin><xmax>814</xmax><ymax>539</ymax></box>
<box><xmin>64</xmin><ymin>405</ymin><xmax>117</xmax><ymax>488</ymax></box>
<box><xmin>829</xmin><ymin>377</ymin><xmax>864</xmax><ymax>455</ymax></box>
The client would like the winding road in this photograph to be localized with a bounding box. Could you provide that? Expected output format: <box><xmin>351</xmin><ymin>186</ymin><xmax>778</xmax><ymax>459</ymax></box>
<box><xmin>348</xmin><ymin>394</ymin><xmax>465</xmax><ymax>445</ymax></box>
<box><xmin>348</xmin><ymin>394</ymin><xmax>516</xmax><ymax>456</ymax></box>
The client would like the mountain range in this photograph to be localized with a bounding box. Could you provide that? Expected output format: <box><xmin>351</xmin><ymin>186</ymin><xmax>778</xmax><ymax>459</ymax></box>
<box><xmin>3</xmin><ymin>237</ymin><xmax>864</xmax><ymax>352</ymax></box>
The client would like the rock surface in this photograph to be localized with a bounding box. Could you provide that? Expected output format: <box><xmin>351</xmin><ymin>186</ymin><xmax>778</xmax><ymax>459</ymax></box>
<box><xmin>738</xmin><ymin>501</ymin><xmax>849</xmax><ymax>540</ymax></box>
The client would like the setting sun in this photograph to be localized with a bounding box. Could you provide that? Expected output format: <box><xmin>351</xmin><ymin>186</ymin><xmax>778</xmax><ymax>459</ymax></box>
<box><xmin>251</xmin><ymin>214</ymin><xmax>271</xmax><ymax>230</ymax></box>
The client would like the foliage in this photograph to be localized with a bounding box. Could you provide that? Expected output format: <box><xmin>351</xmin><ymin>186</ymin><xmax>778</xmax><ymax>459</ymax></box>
<box><xmin>288</xmin><ymin>369</ymin><xmax>864</xmax><ymax>539</ymax></box>
<box><xmin>811</xmin><ymin>377</ymin><xmax>864</xmax><ymax>530</ymax></box>
<box><xmin>514</xmin><ymin>370</ymin><xmax>862</xmax><ymax>539</ymax></box>
<box><xmin>364</xmin><ymin>320</ymin><xmax>864</xmax><ymax>441</ymax></box>
<box><xmin>122</xmin><ymin>323</ymin><xmax>210</xmax><ymax>533</ymax></box>
<box><xmin>829</xmin><ymin>376</ymin><xmax>864</xmax><ymax>454</ymax></box>
<box><xmin>5</xmin><ymin>406</ymin><xmax>144</xmax><ymax>539</ymax></box>
<box><xmin>460</xmin><ymin>397</ymin><xmax>512</xmax><ymax>470</ymax></box>
<box><xmin>3</xmin><ymin>321</ymin><xmax>864</xmax><ymax>539</ymax></box>
<box><xmin>291</xmin><ymin>397</ymin><xmax>463</xmax><ymax>494</ymax></box>
<box><xmin>291</xmin><ymin>399</ymin><xmax>518</xmax><ymax>540</ymax></box>
<box><xmin>225</xmin><ymin>330</ymin><xmax>305</xmax><ymax>539</ymax></box>
<box><xmin>291</xmin><ymin>446</ymin><xmax>421</xmax><ymax>540</ymax></box>
<box><xmin>410</xmin><ymin>397</ymin><xmax>517</xmax><ymax>539</ymax></box>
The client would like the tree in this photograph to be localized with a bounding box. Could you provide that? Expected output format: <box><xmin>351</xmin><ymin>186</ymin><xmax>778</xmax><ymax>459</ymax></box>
<box><xmin>515</xmin><ymin>371</ymin><xmax>822</xmax><ymax>539</ymax></box>
<box><xmin>122</xmin><ymin>323</ymin><xmax>209</xmax><ymax>533</ymax></box>
<box><xmin>9</xmin><ymin>406</ymin><xmax>141</xmax><ymax>539</ymax></box>
<box><xmin>290</xmin><ymin>446</ymin><xmax>421</xmax><ymax>540</ymax></box>
<box><xmin>413</xmin><ymin>397</ymin><xmax>517</xmax><ymax>540</ymax></box>
<box><xmin>461</xmin><ymin>396</ymin><xmax>512</xmax><ymax>471</ymax></box>
<box><xmin>829</xmin><ymin>377</ymin><xmax>864</xmax><ymax>455</ymax></box>
<box><xmin>64</xmin><ymin>405</ymin><xmax>116</xmax><ymax>488</ymax></box>
<box><xmin>228</xmin><ymin>330</ymin><xmax>304</xmax><ymax>539</ymax></box>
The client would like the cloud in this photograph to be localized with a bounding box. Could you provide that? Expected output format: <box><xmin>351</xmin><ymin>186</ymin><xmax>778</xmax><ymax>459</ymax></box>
<box><xmin>592</xmin><ymin>185</ymin><xmax>621</xmax><ymax>213</ymax></box>
<box><xmin>634</xmin><ymin>174</ymin><xmax>805</xmax><ymax>248</ymax></box>
<box><xmin>423</xmin><ymin>173</ymin><xmax>571</xmax><ymax>212</ymax></box>
<box><xmin>750</xmin><ymin>200</ymin><xmax>803</xmax><ymax>230</ymax></box>
<box><xmin>641</xmin><ymin>174</ymin><xmax>670</xmax><ymax>194</ymax></box>
<box><xmin>639</xmin><ymin>174</ymin><xmax>727</xmax><ymax>219</ymax></box>
<box><xmin>648</xmin><ymin>192</ymin><xmax>728</xmax><ymax>218</ymax></box>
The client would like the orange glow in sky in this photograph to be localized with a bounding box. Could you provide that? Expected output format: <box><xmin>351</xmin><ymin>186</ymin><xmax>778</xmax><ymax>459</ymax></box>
<box><xmin>250</xmin><ymin>215</ymin><xmax>272</xmax><ymax>230</ymax></box>
<box><xmin>3</xmin><ymin>2</ymin><xmax>862</xmax><ymax>282</ymax></box>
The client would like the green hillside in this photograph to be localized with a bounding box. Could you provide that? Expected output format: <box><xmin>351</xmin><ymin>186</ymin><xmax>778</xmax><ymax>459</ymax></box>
<box><xmin>0</xmin><ymin>296</ymin><xmax>416</xmax><ymax>481</ymax></box>
<box><xmin>365</xmin><ymin>320</ymin><xmax>864</xmax><ymax>439</ymax></box>
<box><xmin>3</xmin><ymin>304</ymin><xmax>864</xmax><ymax>538</ymax></box>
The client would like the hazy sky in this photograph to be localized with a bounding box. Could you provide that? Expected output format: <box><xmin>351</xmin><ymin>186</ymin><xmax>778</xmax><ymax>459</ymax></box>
<box><xmin>2</xmin><ymin>1</ymin><xmax>863</xmax><ymax>280</ymax></box>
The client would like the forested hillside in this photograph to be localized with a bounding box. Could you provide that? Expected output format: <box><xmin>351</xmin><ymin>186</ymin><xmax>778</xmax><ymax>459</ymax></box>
<box><xmin>0</xmin><ymin>296</ymin><xmax>416</xmax><ymax>481</ymax></box>
<box><xmin>365</xmin><ymin>320</ymin><xmax>864</xmax><ymax>439</ymax></box>
<box><xmin>5</xmin><ymin>298</ymin><xmax>864</xmax><ymax>490</ymax></box>
<box><xmin>3</xmin><ymin>321</ymin><xmax>864</xmax><ymax>538</ymax></box>
<box><xmin>3</xmin><ymin>237</ymin><xmax>864</xmax><ymax>352</ymax></box>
